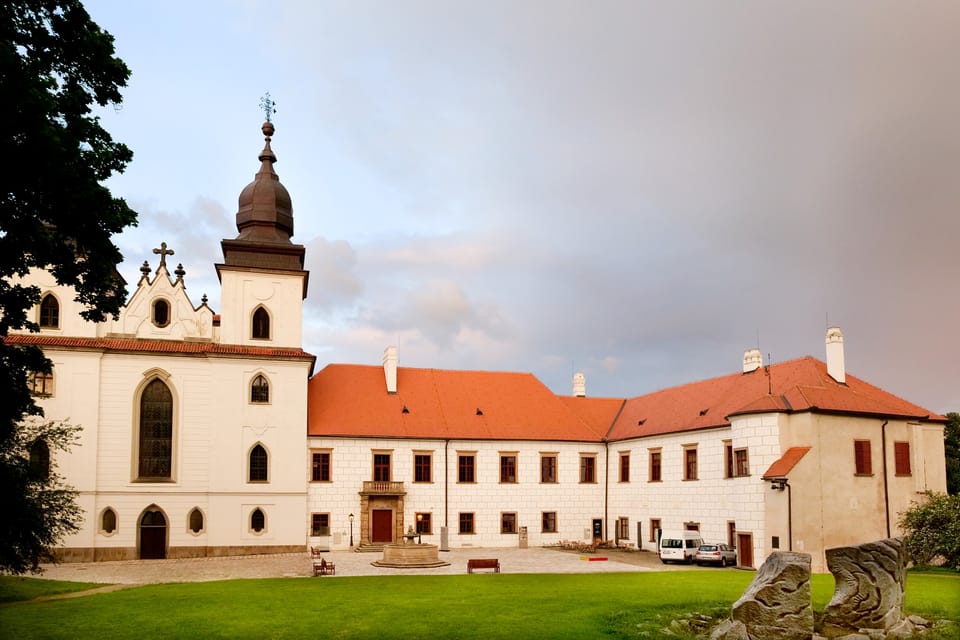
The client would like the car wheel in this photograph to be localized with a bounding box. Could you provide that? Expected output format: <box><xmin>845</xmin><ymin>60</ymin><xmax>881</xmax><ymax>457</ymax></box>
<box><xmin>720</xmin><ymin>557</ymin><xmax>726</xmax><ymax>567</ymax></box>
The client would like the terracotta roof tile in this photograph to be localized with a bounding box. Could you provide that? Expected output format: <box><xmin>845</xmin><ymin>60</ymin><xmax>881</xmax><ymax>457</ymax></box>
<box><xmin>607</xmin><ymin>357</ymin><xmax>944</xmax><ymax>440</ymax></box>
<box><xmin>558</xmin><ymin>396</ymin><xmax>626</xmax><ymax>439</ymax></box>
<box><xmin>763</xmin><ymin>446</ymin><xmax>812</xmax><ymax>479</ymax></box>
<box><xmin>2</xmin><ymin>334</ymin><xmax>315</xmax><ymax>362</ymax></box>
<box><xmin>307</xmin><ymin>364</ymin><xmax>603</xmax><ymax>441</ymax></box>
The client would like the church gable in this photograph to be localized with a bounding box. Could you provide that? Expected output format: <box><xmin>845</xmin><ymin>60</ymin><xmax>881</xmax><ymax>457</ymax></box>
<box><xmin>111</xmin><ymin>243</ymin><xmax>215</xmax><ymax>342</ymax></box>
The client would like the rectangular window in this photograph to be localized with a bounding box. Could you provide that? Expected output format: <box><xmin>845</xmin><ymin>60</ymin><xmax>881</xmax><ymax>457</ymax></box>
<box><xmin>724</xmin><ymin>441</ymin><xmax>734</xmax><ymax>478</ymax></box>
<box><xmin>684</xmin><ymin>446</ymin><xmax>698</xmax><ymax>481</ymax></box>
<box><xmin>728</xmin><ymin>521</ymin><xmax>737</xmax><ymax>548</ymax></box>
<box><xmin>373</xmin><ymin>452</ymin><xmax>391</xmax><ymax>481</ymax></box>
<box><xmin>541</xmin><ymin>454</ymin><xmax>558</xmax><ymax>483</ymax></box>
<box><xmin>617</xmin><ymin>517</ymin><xmax>630</xmax><ymax>540</ymax></box>
<box><xmin>579</xmin><ymin>454</ymin><xmax>596</xmax><ymax>483</ymax></box>
<box><xmin>854</xmin><ymin>440</ymin><xmax>872</xmax><ymax>475</ymax></box>
<box><xmin>619</xmin><ymin>452</ymin><xmax>630</xmax><ymax>482</ymax></box>
<box><xmin>415</xmin><ymin>512</ymin><xmax>432</xmax><ymax>535</ymax></box>
<box><xmin>414</xmin><ymin>453</ymin><xmax>432</xmax><ymax>483</ymax></box>
<box><xmin>500</xmin><ymin>454</ymin><xmax>517</xmax><ymax>483</ymax></box>
<box><xmin>30</xmin><ymin>371</ymin><xmax>55</xmax><ymax>397</ymax></box>
<box><xmin>458</xmin><ymin>453</ymin><xmax>476</xmax><ymax>483</ymax></box>
<box><xmin>311</xmin><ymin>451</ymin><xmax>331</xmax><ymax>482</ymax></box>
<box><xmin>311</xmin><ymin>513</ymin><xmax>329</xmax><ymax>537</ymax></box>
<box><xmin>734</xmin><ymin>448</ymin><xmax>750</xmax><ymax>477</ymax></box>
<box><xmin>685</xmin><ymin>521</ymin><xmax>700</xmax><ymax>532</ymax></box>
<box><xmin>649</xmin><ymin>449</ymin><xmax>662</xmax><ymax>482</ymax></box>
<box><xmin>650</xmin><ymin>518</ymin><xmax>661</xmax><ymax>542</ymax></box>
<box><xmin>501</xmin><ymin>512</ymin><xmax>517</xmax><ymax>534</ymax></box>
<box><xmin>894</xmin><ymin>441</ymin><xmax>911</xmax><ymax>476</ymax></box>
<box><xmin>542</xmin><ymin>511</ymin><xmax>557</xmax><ymax>533</ymax></box>
<box><xmin>459</xmin><ymin>512</ymin><xmax>475</xmax><ymax>534</ymax></box>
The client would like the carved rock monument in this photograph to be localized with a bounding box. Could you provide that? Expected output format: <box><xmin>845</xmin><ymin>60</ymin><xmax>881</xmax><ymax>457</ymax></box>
<box><xmin>821</xmin><ymin>538</ymin><xmax>907</xmax><ymax>637</ymax></box>
<box><xmin>722</xmin><ymin>551</ymin><xmax>814</xmax><ymax>640</ymax></box>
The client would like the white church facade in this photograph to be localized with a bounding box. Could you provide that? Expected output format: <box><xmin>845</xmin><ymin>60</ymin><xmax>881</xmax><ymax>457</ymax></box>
<box><xmin>6</xmin><ymin>121</ymin><xmax>947</xmax><ymax>573</ymax></box>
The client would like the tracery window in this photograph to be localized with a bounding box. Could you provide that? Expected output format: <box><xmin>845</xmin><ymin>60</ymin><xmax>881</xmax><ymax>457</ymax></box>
<box><xmin>138</xmin><ymin>379</ymin><xmax>173</xmax><ymax>480</ymax></box>
<box><xmin>250</xmin><ymin>374</ymin><xmax>270</xmax><ymax>403</ymax></box>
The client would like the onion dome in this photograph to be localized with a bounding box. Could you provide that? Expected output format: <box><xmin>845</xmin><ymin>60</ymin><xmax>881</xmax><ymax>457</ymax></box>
<box><xmin>235</xmin><ymin>121</ymin><xmax>294</xmax><ymax>243</ymax></box>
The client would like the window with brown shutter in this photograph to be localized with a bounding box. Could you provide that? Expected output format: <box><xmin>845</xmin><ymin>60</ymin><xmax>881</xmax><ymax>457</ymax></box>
<box><xmin>894</xmin><ymin>442</ymin><xmax>911</xmax><ymax>476</ymax></box>
<box><xmin>854</xmin><ymin>439</ymin><xmax>872</xmax><ymax>475</ymax></box>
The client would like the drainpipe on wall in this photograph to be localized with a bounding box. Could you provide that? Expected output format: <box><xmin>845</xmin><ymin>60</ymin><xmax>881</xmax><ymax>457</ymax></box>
<box><xmin>881</xmin><ymin>420</ymin><xmax>890</xmax><ymax>538</ymax></box>
<box><xmin>604</xmin><ymin>440</ymin><xmax>609</xmax><ymax>541</ymax></box>
<box><xmin>444</xmin><ymin>439</ymin><xmax>449</xmax><ymax>529</ymax></box>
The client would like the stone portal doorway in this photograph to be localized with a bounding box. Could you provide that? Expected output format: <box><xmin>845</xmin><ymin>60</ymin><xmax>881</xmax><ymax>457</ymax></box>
<box><xmin>372</xmin><ymin>509</ymin><xmax>393</xmax><ymax>543</ymax></box>
<box><xmin>139</xmin><ymin>508</ymin><xmax>167</xmax><ymax>559</ymax></box>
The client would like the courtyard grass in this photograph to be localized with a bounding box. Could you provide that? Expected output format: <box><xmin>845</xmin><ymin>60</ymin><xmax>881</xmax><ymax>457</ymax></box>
<box><xmin>0</xmin><ymin>571</ymin><xmax>956</xmax><ymax>639</ymax></box>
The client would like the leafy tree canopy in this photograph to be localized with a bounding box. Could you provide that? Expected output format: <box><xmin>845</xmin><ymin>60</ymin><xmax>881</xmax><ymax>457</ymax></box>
<box><xmin>0</xmin><ymin>0</ymin><xmax>136</xmax><ymax>573</ymax></box>
<box><xmin>945</xmin><ymin>412</ymin><xmax>959</xmax><ymax>495</ymax></box>
<box><xmin>899</xmin><ymin>491</ymin><xmax>960</xmax><ymax>571</ymax></box>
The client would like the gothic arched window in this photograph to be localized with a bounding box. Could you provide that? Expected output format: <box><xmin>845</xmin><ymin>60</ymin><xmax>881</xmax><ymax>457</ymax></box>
<box><xmin>250</xmin><ymin>507</ymin><xmax>266</xmax><ymax>533</ymax></box>
<box><xmin>138</xmin><ymin>379</ymin><xmax>173</xmax><ymax>480</ymax></box>
<box><xmin>252</xmin><ymin>307</ymin><xmax>270</xmax><ymax>339</ymax></box>
<box><xmin>188</xmin><ymin>508</ymin><xmax>204</xmax><ymax>534</ymax></box>
<box><xmin>101</xmin><ymin>508</ymin><xmax>117</xmax><ymax>534</ymax></box>
<box><xmin>39</xmin><ymin>294</ymin><xmax>60</xmax><ymax>328</ymax></box>
<box><xmin>249</xmin><ymin>444</ymin><xmax>268</xmax><ymax>482</ymax></box>
<box><xmin>250</xmin><ymin>374</ymin><xmax>270</xmax><ymax>403</ymax></box>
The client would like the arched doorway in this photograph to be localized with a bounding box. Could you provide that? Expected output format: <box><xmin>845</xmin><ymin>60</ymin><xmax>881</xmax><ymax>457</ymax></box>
<box><xmin>139</xmin><ymin>508</ymin><xmax>167</xmax><ymax>559</ymax></box>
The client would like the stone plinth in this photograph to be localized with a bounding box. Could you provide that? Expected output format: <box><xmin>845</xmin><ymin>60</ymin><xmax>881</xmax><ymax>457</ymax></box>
<box><xmin>371</xmin><ymin>543</ymin><xmax>450</xmax><ymax>569</ymax></box>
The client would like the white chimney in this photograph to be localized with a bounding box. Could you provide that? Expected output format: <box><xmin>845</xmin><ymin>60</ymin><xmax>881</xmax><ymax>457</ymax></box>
<box><xmin>572</xmin><ymin>372</ymin><xmax>586</xmax><ymax>397</ymax></box>
<box><xmin>383</xmin><ymin>345</ymin><xmax>398</xmax><ymax>393</ymax></box>
<box><xmin>825</xmin><ymin>327</ymin><xmax>845</xmax><ymax>383</ymax></box>
<box><xmin>742</xmin><ymin>348</ymin><xmax>762</xmax><ymax>373</ymax></box>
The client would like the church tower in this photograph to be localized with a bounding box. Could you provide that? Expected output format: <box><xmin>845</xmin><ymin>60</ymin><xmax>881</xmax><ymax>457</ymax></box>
<box><xmin>215</xmin><ymin>119</ymin><xmax>309</xmax><ymax>348</ymax></box>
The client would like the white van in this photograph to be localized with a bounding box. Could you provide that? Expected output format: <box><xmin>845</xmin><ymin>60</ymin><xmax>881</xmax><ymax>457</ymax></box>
<box><xmin>657</xmin><ymin>530</ymin><xmax>704</xmax><ymax>564</ymax></box>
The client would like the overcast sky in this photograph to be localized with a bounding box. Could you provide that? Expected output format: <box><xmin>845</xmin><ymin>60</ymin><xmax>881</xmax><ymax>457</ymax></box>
<box><xmin>83</xmin><ymin>0</ymin><xmax>959</xmax><ymax>413</ymax></box>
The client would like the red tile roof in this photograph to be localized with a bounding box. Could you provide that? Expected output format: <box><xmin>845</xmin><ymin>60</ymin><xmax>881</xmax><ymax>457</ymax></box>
<box><xmin>763</xmin><ymin>446</ymin><xmax>812</xmax><ymax>479</ymax></box>
<box><xmin>307</xmin><ymin>364</ymin><xmax>605</xmax><ymax>441</ymax></box>
<box><xmin>605</xmin><ymin>356</ymin><xmax>945</xmax><ymax>440</ymax></box>
<box><xmin>558</xmin><ymin>396</ymin><xmax>626</xmax><ymax>439</ymax></box>
<box><xmin>2</xmin><ymin>334</ymin><xmax>315</xmax><ymax>363</ymax></box>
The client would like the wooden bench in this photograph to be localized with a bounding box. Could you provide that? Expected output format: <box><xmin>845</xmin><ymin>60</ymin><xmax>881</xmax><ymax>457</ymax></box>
<box><xmin>467</xmin><ymin>558</ymin><xmax>500</xmax><ymax>574</ymax></box>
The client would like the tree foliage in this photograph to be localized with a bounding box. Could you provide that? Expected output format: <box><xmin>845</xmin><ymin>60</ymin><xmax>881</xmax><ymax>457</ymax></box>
<box><xmin>0</xmin><ymin>418</ymin><xmax>82</xmax><ymax>574</ymax></box>
<box><xmin>898</xmin><ymin>491</ymin><xmax>960</xmax><ymax>571</ymax></box>
<box><xmin>944</xmin><ymin>412</ymin><xmax>959</xmax><ymax>495</ymax></box>
<box><xmin>0</xmin><ymin>1</ymin><xmax>136</xmax><ymax>573</ymax></box>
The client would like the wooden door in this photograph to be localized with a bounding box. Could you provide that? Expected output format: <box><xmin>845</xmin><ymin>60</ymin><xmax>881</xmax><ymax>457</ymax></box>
<box><xmin>140</xmin><ymin>510</ymin><xmax>167</xmax><ymax>559</ymax></box>
<box><xmin>737</xmin><ymin>533</ymin><xmax>753</xmax><ymax>568</ymax></box>
<box><xmin>372</xmin><ymin>509</ymin><xmax>393</xmax><ymax>543</ymax></box>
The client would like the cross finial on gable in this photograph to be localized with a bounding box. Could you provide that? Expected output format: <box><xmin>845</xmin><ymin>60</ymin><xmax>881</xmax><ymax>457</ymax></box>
<box><xmin>153</xmin><ymin>242</ymin><xmax>175</xmax><ymax>270</ymax></box>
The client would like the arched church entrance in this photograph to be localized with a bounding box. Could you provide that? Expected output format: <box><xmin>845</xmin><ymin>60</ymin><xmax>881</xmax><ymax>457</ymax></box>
<box><xmin>139</xmin><ymin>508</ymin><xmax>167</xmax><ymax>559</ymax></box>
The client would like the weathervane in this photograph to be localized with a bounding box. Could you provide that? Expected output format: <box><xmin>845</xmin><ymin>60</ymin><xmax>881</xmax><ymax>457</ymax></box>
<box><xmin>259</xmin><ymin>92</ymin><xmax>277</xmax><ymax>122</ymax></box>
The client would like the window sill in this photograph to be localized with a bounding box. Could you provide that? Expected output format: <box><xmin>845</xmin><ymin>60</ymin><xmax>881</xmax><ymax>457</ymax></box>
<box><xmin>854</xmin><ymin>473</ymin><xmax>874</xmax><ymax>477</ymax></box>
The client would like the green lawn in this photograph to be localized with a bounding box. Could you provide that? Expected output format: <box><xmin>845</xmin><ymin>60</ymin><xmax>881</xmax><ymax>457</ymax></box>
<box><xmin>0</xmin><ymin>571</ymin><xmax>956</xmax><ymax>639</ymax></box>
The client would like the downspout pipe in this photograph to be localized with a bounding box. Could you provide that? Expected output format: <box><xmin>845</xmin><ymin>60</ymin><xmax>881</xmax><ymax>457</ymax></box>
<box><xmin>881</xmin><ymin>420</ymin><xmax>890</xmax><ymax>538</ymax></box>
<box><xmin>604</xmin><ymin>440</ymin><xmax>609</xmax><ymax>542</ymax></box>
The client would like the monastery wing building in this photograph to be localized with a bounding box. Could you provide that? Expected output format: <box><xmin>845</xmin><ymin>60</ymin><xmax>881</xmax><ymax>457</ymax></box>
<box><xmin>7</xmin><ymin>122</ymin><xmax>947</xmax><ymax>573</ymax></box>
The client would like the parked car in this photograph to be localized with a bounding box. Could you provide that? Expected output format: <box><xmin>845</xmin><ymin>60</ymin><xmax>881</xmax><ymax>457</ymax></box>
<box><xmin>695</xmin><ymin>543</ymin><xmax>737</xmax><ymax>567</ymax></box>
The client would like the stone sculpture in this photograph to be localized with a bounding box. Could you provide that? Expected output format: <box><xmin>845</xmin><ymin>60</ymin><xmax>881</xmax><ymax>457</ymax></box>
<box><xmin>713</xmin><ymin>551</ymin><xmax>814</xmax><ymax>640</ymax></box>
<box><xmin>820</xmin><ymin>538</ymin><xmax>907</xmax><ymax>637</ymax></box>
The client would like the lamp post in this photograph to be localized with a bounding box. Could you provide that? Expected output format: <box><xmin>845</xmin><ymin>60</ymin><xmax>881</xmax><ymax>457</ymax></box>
<box><xmin>348</xmin><ymin>513</ymin><xmax>354</xmax><ymax>547</ymax></box>
<box><xmin>416</xmin><ymin>513</ymin><xmax>423</xmax><ymax>544</ymax></box>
